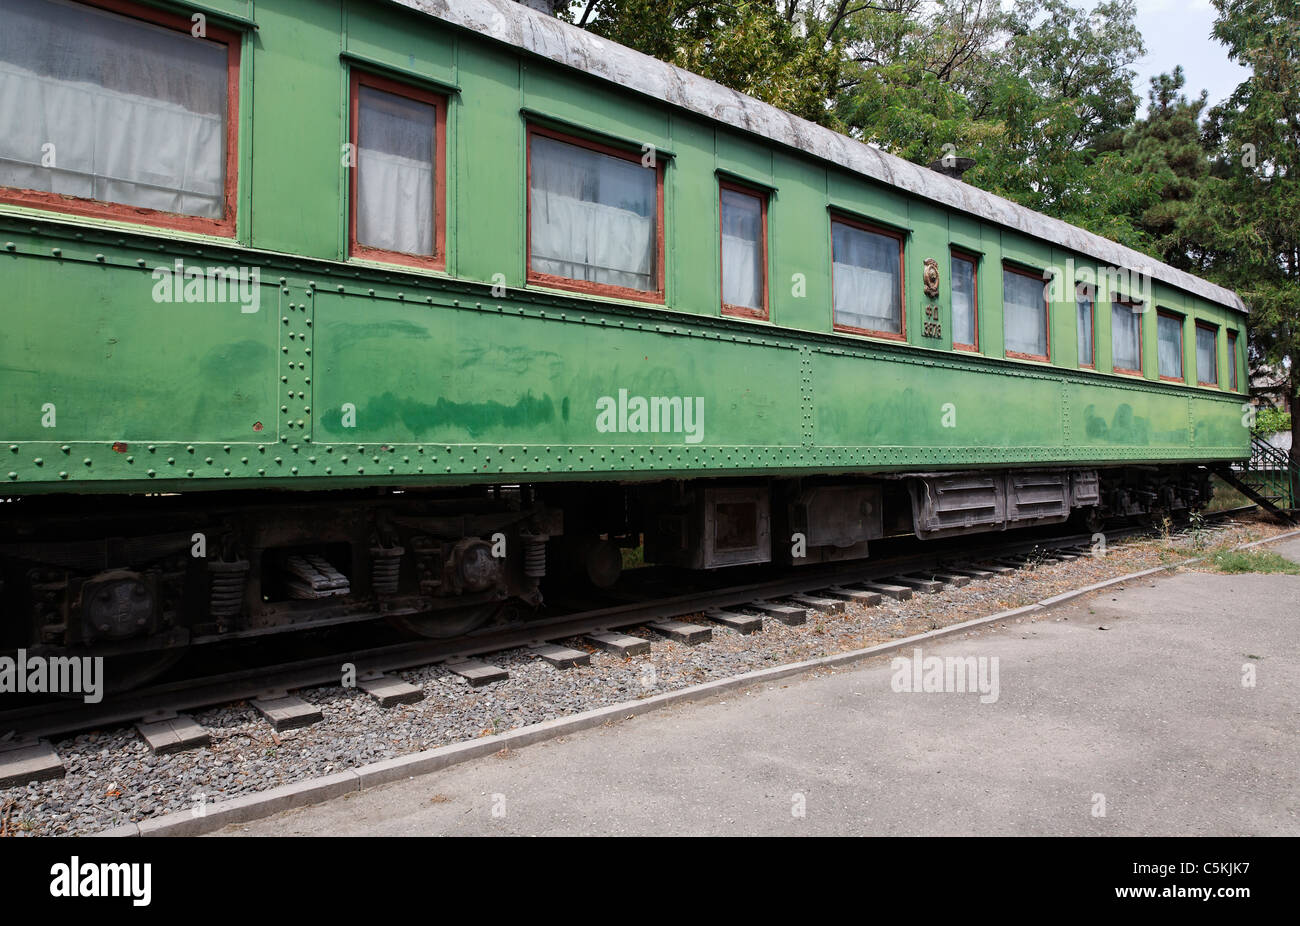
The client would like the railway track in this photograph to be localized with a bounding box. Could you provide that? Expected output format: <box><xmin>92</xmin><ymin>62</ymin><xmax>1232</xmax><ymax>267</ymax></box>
<box><xmin>0</xmin><ymin>507</ymin><xmax>1256</xmax><ymax>753</ymax></box>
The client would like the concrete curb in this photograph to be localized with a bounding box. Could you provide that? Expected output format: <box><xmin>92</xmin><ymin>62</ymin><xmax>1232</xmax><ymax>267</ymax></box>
<box><xmin>99</xmin><ymin>525</ymin><xmax>1300</xmax><ymax>837</ymax></box>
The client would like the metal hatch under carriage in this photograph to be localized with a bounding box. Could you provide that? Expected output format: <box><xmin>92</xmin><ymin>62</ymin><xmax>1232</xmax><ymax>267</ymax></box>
<box><xmin>909</xmin><ymin>470</ymin><xmax>1099</xmax><ymax>540</ymax></box>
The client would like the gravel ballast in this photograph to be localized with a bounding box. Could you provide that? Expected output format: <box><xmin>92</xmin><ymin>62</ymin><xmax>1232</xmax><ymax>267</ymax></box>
<box><xmin>0</xmin><ymin>516</ymin><xmax>1288</xmax><ymax>836</ymax></box>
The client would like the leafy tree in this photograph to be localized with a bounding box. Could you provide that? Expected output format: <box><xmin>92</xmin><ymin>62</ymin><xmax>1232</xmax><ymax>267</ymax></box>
<box><xmin>831</xmin><ymin>0</ymin><xmax>1010</xmax><ymax>161</ymax></box>
<box><xmin>562</xmin><ymin>1</ymin><xmax>848</xmax><ymax>127</ymax></box>
<box><xmin>955</xmin><ymin>0</ymin><xmax>1149</xmax><ymax>242</ymax></box>
<box><xmin>1189</xmin><ymin>0</ymin><xmax>1300</xmax><ymax>457</ymax></box>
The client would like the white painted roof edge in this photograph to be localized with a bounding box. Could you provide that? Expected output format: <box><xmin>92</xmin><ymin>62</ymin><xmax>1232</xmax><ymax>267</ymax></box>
<box><xmin>391</xmin><ymin>0</ymin><xmax>1247</xmax><ymax>314</ymax></box>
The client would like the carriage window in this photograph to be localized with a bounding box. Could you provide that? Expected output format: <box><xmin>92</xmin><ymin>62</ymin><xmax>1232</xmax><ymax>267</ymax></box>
<box><xmin>350</xmin><ymin>74</ymin><xmax>445</xmax><ymax>267</ymax></box>
<box><xmin>1196</xmin><ymin>323</ymin><xmax>1219</xmax><ymax>386</ymax></box>
<box><xmin>720</xmin><ymin>183</ymin><xmax>767</xmax><ymax>319</ymax></box>
<box><xmin>1227</xmin><ymin>330</ymin><xmax>1240</xmax><ymax>391</ymax></box>
<box><xmin>528</xmin><ymin>129</ymin><xmax>662</xmax><ymax>300</ymax></box>
<box><xmin>831</xmin><ymin>219</ymin><xmax>904</xmax><ymax>339</ymax></box>
<box><xmin>951</xmin><ymin>252</ymin><xmax>978</xmax><ymax>351</ymax></box>
<box><xmin>1077</xmin><ymin>288</ymin><xmax>1095</xmax><ymax>367</ymax></box>
<box><xmin>1157</xmin><ymin>311</ymin><xmax>1184</xmax><ymax>381</ymax></box>
<box><xmin>0</xmin><ymin>0</ymin><xmax>237</xmax><ymax>233</ymax></box>
<box><xmin>1002</xmin><ymin>266</ymin><xmax>1049</xmax><ymax>361</ymax></box>
<box><xmin>1112</xmin><ymin>301</ymin><xmax>1143</xmax><ymax>375</ymax></box>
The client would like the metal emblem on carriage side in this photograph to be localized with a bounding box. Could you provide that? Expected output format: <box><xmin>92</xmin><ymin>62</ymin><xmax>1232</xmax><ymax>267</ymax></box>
<box><xmin>923</xmin><ymin>258</ymin><xmax>941</xmax><ymax>299</ymax></box>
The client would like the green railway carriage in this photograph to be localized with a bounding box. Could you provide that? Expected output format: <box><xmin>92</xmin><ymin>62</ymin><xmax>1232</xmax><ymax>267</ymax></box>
<box><xmin>0</xmin><ymin>0</ymin><xmax>1250</xmax><ymax>673</ymax></box>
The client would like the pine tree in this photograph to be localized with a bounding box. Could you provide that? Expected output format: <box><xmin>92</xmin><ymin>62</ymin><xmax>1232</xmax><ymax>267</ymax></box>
<box><xmin>1191</xmin><ymin>0</ymin><xmax>1300</xmax><ymax>458</ymax></box>
<box><xmin>1119</xmin><ymin>67</ymin><xmax>1209</xmax><ymax>270</ymax></box>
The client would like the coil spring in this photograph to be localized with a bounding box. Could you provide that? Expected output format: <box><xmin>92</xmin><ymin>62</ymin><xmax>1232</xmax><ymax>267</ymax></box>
<box><xmin>523</xmin><ymin>537</ymin><xmax>547</xmax><ymax>578</ymax></box>
<box><xmin>371</xmin><ymin>545</ymin><xmax>404</xmax><ymax>596</ymax></box>
<box><xmin>208</xmin><ymin>560</ymin><xmax>249</xmax><ymax>619</ymax></box>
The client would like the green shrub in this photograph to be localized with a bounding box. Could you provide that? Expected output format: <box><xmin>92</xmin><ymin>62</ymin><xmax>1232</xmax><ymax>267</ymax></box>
<box><xmin>1250</xmin><ymin>406</ymin><xmax>1292</xmax><ymax>437</ymax></box>
<box><xmin>1210</xmin><ymin>549</ymin><xmax>1300</xmax><ymax>575</ymax></box>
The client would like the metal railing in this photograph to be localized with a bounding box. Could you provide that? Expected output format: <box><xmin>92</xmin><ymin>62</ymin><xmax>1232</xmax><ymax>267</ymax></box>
<box><xmin>1240</xmin><ymin>435</ymin><xmax>1298</xmax><ymax>510</ymax></box>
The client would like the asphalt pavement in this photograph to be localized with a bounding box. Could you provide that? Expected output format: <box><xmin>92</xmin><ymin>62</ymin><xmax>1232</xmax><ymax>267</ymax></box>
<box><xmin>218</xmin><ymin>539</ymin><xmax>1300</xmax><ymax>836</ymax></box>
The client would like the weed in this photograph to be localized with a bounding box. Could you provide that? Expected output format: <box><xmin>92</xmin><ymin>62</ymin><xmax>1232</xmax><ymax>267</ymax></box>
<box><xmin>1209</xmin><ymin>549</ymin><xmax>1300</xmax><ymax>575</ymax></box>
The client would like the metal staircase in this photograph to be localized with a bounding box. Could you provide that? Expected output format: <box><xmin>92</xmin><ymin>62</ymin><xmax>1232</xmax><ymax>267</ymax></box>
<box><xmin>1215</xmin><ymin>436</ymin><xmax>1299</xmax><ymax>524</ymax></box>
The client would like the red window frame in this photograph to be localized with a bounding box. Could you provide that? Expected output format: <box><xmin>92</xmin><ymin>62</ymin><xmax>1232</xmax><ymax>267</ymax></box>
<box><xmin>0</xmin><ymin>0</ymin><xmax>241</xmax><ymax>237</ymax></box>
<box><xmin>1195</xmin><ymin>321</ymin><xmax>1220</xmax><ymax>387</ymax></box>
<box><xmin>1002</xmin><ymin>263</ymin><xmax>1051</xmax><ymax>363</ymax></box>
<box><xmin>1076</xmin><ymin>284</ymin><xmax>1096</xmax><ymax>369</ymax></box>
<box><xmin>525</xmin><ymin>124</ymin><xmax>665</xmax><ymax>304</ymax></box>
<box><xmin>1112</xmin><ymin>299</ymin><xmax>1144</xmax><ymax>377</ymax></box>
<box><xmin>1157</xmin><ymin>310</ymin><xmax>1185</xmax><ymax>383</ymax></box>
<box><xmin>1227</xmin><ymin>330</ymin><xmax>1240</xmax><ymax>391</ymax></box>
<box><xmin>950</xmin><ymin>248</ymin><xmax>979</xmax><ymax>352</ymax></box>
<box><xmin>830</xmin><ymin>214</ymin><xmax>907</xmax><ymax>342</ymax></box>
<box><xmin>347</xmin><ymin>70</ymin><xmax>448</xmax><ymax>271</ymax></box>
<box><xmin>718</xmin><ymin>180</ymin><xmax>769</xmax><ymax>321</ymax></box>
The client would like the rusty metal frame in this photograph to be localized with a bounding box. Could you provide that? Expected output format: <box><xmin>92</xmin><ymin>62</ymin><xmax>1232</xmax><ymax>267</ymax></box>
<box><xmin>829</xmin><ymin>212</ymin><xmax>907</xmax><ymax>342</ymax></box>
<box><xmin>950</xmin><ymin>247</ymin><xmax>980</xmax><ymax>353</ymax></box>
<box><xmin>1157</xmin><ymin>309</ymin><xmax>1186</xmax><ymax>383</ymax></box>
<box><xmin>1001</xmin><ymin>262</ymin><xmax>1051</xmax><ymax>363</ymax></box>
<box><xmin>1195</xmin><ymin>320</ymin><xmax>1220</xmax><ymax>387</ymax></box>
<box><xmin>0</xmin><ymin>0</ymin><xmax>242</xmax><ymax>237</ymax></box>
<box><xmin>718</xmin><ymin>179</ymin><xmax>769</xmax><ymax>321</ymax></box>
<box><xmin>1112</xmin><ymin>299</ymin><xmax>1145</xmax><ymax>378</ymax></box>
<box><xmin>347</xmin><ymin>69</ymin><xmax>448</xmax><ymax>271</ymax></box>
<box><xmin>1227</xmin><ymin>329</ymin><xmax>1240</xmax><ymax>392</ymax></box>
<box><xmin>525</xmin><ymin>123</ymin><xmax>666</xmax><ymax>304</ymax></box>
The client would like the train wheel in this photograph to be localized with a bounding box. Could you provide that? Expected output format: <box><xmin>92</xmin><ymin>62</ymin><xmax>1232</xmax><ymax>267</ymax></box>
<box><xmin>386</xmin><ymin>601</ymin><xmax>505</xmax><ymax>639</ymax></box>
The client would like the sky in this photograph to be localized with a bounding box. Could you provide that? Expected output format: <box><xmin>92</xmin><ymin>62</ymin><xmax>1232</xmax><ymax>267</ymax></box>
<box><xmin>1130</xmin><ymin>0</ymin><xmax>1250</xmax><ymax>112</ymax></box>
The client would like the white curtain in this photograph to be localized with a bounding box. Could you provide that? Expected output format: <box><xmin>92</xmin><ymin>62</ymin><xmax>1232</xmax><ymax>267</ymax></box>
<box><xmin>832</xmin><ymin>222</ymin><xmax>900</xmax><ymax>333</ymax></box>
<box><xmin>721</xmin><ymin>188</ymin><xmax>762</xmax><ymax>310</ymax></box>
<box><xmin>1157</xmin><ymin>314</ymin><xmax>1183</xmax><ymax>379</ymax></box>
<box><xmin>1112</xmin><ymin>302</ymin><xmax>1142</xmax><ymax>371</ymax></box>
<box><xmin>1003</xmin><ymin>270</ymin><xmax>1047</xmax><ymax>356</ymax></box>
<box><xmin>950</xmin><ymin>255</ymin><xmax>976</xmax><ymax>345</ymax></box>
<box><xmin>356</xmin><ymin>86</ymin><xmax>436</xmax><ymax>256</ymax></box>
<box><xmin>1196</xmin><ymin>326</ymin><xmax>1217</xmax><ymax>384</ymax></box>
<box><xmin>0</xmin><ymin>0</ymin><xmax>227</xmax><ymax>219</ymax></box>
<box><xmin>529</xmin><ymin>134</ymin><xmax>656</xmax><ymax>292</ymax></box>
<box><xmin>1077</xmin><ymin>296</ymin><xmax>1094</xmax><ymax>364</ymax></box>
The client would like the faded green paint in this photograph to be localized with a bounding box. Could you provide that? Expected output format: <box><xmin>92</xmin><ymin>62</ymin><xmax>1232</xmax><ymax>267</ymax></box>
<box><xmin>313</xmin><ymin>292</ymin><xmax>802</xmax><ymax>447</ymax></box>
<box><xmin>0</xmin><ymin>0</ymin><xmax>1249</xmax><ymax>496</ymax></box>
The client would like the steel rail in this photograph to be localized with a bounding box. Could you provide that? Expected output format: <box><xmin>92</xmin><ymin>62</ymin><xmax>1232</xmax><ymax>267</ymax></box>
<box><xmin>0</xmin><ymin>507</ymin><xmax>1258</xmax><ymax>741</ymax></box>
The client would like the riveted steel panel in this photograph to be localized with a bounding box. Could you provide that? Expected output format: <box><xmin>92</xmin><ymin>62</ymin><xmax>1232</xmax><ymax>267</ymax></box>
<box><xmin>311</xmin><ymin>289</ymin><xmax>803</xmax><ymax>451</ymax></box>
<box><xmin>0</xmin><ymin>249</ymin><xmax>279</xmax><ymax>446</ymax></box>
<box><xmin>1066</xmin><ymin>382</ymin><xmax>1193</xmax><ymax>449</ymax></box>
<box><xmin>811</xmin><ymin>349</ymin><xmax>1064</xmax><ymax>451</ymax></box>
